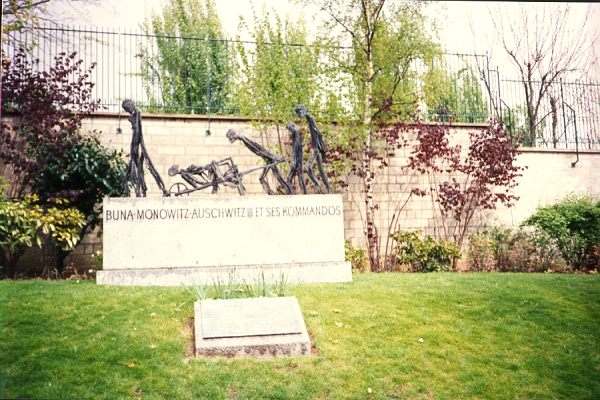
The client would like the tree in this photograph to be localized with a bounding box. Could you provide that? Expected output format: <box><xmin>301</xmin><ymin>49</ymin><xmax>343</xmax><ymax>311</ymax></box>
<box><xmin>140</xmin><ymin>0</ymin><xmax>231</xmax><ymax>114</ymax></box>
<box><xmin>489</xmin><ymin>4</ymin><xmax>595</xmax><ymax>146</ymax></box>
<box><xmin>423</xmin><ymin>61</ymin><xmax>487</xmax><ymax>123</ymax></box>
<box><xmin>1</xmin><ymin>48</ymin><xmax>100</xmax><ymax>197</ymax></box>
<box><xmin>234</xmin><ymin>10</ymin><xmax>324</xmax><ymax>154</ymax></box>
<box><xmin>409</xmin><ymin>120</ymin><xmax>523</xmax><ymax>257</ymax></box>
<box><xmin>312</xmin><ymin>0</ymin><xmax>439</xmax><ymax>271</ymax></box>
<box><xmin>2</xmin><ymin>0</ymin><xmax>51</xmax><ymax>36</ymax></box>
<box><xmin>1</xmin><ymin>0</ymin><xmax>99</xmax><ymax>40</ymax></box>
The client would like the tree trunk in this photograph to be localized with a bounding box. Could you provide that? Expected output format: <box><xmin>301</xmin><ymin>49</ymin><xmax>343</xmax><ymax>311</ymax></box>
<box><xmin>550</xmin><ymin>96</ymin><xmax>558</xmax><ymax>148</ymax></box>
<box><xmin>362</xmin><ymin>51</ymin><xmax>379</xmax><ymax>271</ymax></box>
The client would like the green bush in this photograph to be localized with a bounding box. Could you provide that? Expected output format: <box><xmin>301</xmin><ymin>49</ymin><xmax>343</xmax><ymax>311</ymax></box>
<box><xmin>33</xmin><ymin>135</ymin><xmax>127</xmax><ymax>230</ymax></box>
<box><xmin>524</xmin><ymin>196</ymin><xmax>600</xmax><ymax>270</ymax></box>
<box><xmin>467</xmin><ymin>227</ymin><xmax>567</xmax><ymax>272</ymax></box>
<box><xmin>391</xmin><ymin>231</ymin><xmax>460</xmax><ymax>272</ymax></box>
<box><xmin>0</xmin><ymin>194</ymin><xmax>85</xmax><ymax>278</ymax></box>
<box><xmin>345</xmin><ymin>240</ymin><xmax>368</xmax><ymax>272</ymax></box>
<box><xmin>466</xmin><ymin>231</ymin><xmax>495</xmax><ymax>271</ymax></box>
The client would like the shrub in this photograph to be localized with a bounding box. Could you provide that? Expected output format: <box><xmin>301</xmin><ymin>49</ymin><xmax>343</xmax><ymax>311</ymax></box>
<box><xmin>345</xmin><ymin>240</ymin><xmax>368</xmax><ymax>272</ymax></box>
<box><xmin>466</xmin><ymin>231</ymin><xmax>495</xmax><ymax>271</ymax></box>
<box><xmin>1</xmin><ymin>48</ymin><xmax>100</xmax><ymax>197</ymax></box>
<box><xmin>524</xmin><ymin>196</ymin><xmax>600</xmax><ymax>270</ymax></box>
<box><xmin>2</xmin><ymin>49</ymin><xmax>127</xmax><ymax>273</ymax></box>
<box><xmin>0</xmin><ymin>194</ymin><xmax>85</xmax><ymax>278</ymax></box>
<box><xmin>467</xmin><ymin>227</ymin><xmax>567</xmax><ymax>272</ymax></box>
<box><xmin>409</xmin><ymin>120</ymin><xmax>523</xmax><ymax>252</ymax></box>
<box><xmin>391</xmin><ymin>231</ymin><xmax>460</xmax><ymax>272</ymax></box>
<box><xmin>33</xmin><ymin>135</ymin><xmax>127</xmax><ymax>230</ymax></box>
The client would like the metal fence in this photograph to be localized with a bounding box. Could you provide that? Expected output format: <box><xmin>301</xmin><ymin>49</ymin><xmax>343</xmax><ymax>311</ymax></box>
<box><xmin>486</xmin><ymin>77</ymin><xmax>600</xmax><ymax>150</ymax></box>
<box><xmin>2</xmin><ymin>24</ymin><xmax>599</xmax><ymax>149</ymax></box>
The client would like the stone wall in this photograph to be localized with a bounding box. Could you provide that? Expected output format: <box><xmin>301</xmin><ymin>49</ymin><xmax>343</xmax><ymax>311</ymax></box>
<box><xmin>9</xmin><ymin>112</ymin><xmax>600</xmax><ymax>270</ymax></box>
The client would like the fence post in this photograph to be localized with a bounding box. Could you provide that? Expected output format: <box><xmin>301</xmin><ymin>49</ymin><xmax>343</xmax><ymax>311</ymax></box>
<box><xmin>560</xmin><ymin>79</ymin><xmax>567</xmax><ymax>149</ymax></box>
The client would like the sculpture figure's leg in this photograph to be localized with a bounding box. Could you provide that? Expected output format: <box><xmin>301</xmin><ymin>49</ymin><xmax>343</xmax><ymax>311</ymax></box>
<box><xmin>236</xmin><ymin>180</ymin><xmax>246</xmax><ymax>195</ymax></box>
<box><xmin>213</xmin><ymin>161</ymin><xmax>227</xmax><ymax>194</ymax></box>
<box><xmin>305</xmin><ymin>166</ymin><xmax>322</xmax><ymax>193</ymax></box>
<box><xmin>315</xmin><ymin>152</ymin><xmax>331</xmax><ymax>193</ymax></box>
<box><xmin>272</xmin><ymin>166</ymin><xmax>292</xmax><ymax>194</ymax></box>
<box><xmin>304</xmin><ymin>154</ymin><xmax>322</xmax><ymax>193</ymax></box>
<box><xmin>298</xmin><ymin>169</ymin><xmax>307</xmax><ymax>194</ymax></box>
<box><xmin>286</xmin><ymin>168</ymin><xmax>297</xmax><ymax>194</ymax></box>
<box><xmin>259</xmin><ymin>167</ymin><xmax>274</xmax><ymax>195</ymax></box>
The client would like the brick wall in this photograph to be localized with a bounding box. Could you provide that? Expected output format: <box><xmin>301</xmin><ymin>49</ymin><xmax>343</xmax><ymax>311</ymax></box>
<box><xmin>9</xmin><ymin>112</ymin><xmax>600</xmax><ymax>270</ymax></box>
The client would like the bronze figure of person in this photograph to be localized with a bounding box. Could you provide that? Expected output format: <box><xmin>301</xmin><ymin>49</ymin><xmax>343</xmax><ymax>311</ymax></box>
<box><xmin>122</xmin><ymin>99</ymin><xmax>169</xmax><ymax>197</ymax></box>
<box><xmin>168</xmin><ymin>157</ymin><xmax>246</xmax><ymax>195</ymax></box>
<box><xmin>286</xmin><ymin>122</ymin><xmax>307</xmax><ymax>194</ymax></box>
<box><xmin>226</xmin><ymin>129</ymin><xmax>291</xmax><ymax>194</ymax></box>
<box><xmin>294</xmin><ymin>104</ymin><xmax>331</xmax><ymax>193</ymax></box>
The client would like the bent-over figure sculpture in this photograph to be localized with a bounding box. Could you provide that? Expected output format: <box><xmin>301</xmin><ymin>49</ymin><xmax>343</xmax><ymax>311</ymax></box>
<box><xmin>226</xmin><ymin>129</ymin><xmax>291</xmax><ymax>195</ymax></box>
<box><xmin>122</xmin><ymin>99</ymin><xmax>169</xmax><ymax>197</ymax></box>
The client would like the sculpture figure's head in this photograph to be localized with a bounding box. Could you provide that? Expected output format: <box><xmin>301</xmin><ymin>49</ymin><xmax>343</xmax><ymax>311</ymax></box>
<box><xmin>168</xmin><ymin>165</ymin><xmax>179</xmax><ymax>176</ymax></box>
<box><xmin>122</xmin><ymin>99</ymin><xmax>137</xmax><ymax>114</ymax></box>
<box><xmin>226</xmin><ymin>129</ymin><xmax>240</xmax><ymax>143</ymax></box>
<box><xmin>294</xmin><ymin>104</ymin><xmax>308</xmax><ymax>118</ymax></box>
<box><xmin>287</xmin><ymin>122</ymin><xmax>300</xmax><ymax>138</ymax></box>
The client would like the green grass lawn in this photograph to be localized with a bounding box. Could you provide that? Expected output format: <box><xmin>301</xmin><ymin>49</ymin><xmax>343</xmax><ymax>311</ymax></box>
<box><xmin>1</xmin><ymin>273</ymin><xmax>599</xmax><ymax>400</ymax></box>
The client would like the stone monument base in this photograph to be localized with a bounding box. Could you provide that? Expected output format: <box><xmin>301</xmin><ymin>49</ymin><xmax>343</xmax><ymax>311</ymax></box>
<box><xmin>96</xmin><ymin>261</ymin><xmax>351</xmax><ymax>286</ymax></box>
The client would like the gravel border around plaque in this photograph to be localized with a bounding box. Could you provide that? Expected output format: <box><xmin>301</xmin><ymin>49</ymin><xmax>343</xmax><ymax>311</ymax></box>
<box><xmin>194</xmin><ymin>297</ymin><xmax>311</xmax><ymax>358</ymax></box>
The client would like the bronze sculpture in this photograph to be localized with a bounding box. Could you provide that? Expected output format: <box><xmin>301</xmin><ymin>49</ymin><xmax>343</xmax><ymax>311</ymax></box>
<box><xmin>168</xmin><ymin>158</ymin><xmax>246</xmax><ymax>196</ymax></box>
<box><xmin>119</xmin><ymin>101</ymin><xmax>331</xmax><ymax>197</ymax></box>
<box><xmin>286</xmin><ymin>122</ymin><xmax>307</xmax><ymax>194</ymax></box>
<box><xmin>122</xmin><ymin>99</ymin><xmax>169</xmax><ymax>197</ymax></box>
<box><xmin>294</xmin><ymin>104</ymin><xmax>331</xmax><ymax>193</ymax></box>
<box><xmin>226</xmin><ymin>129</ymin><xmax>291</xmax><ymax>195</ymax></box>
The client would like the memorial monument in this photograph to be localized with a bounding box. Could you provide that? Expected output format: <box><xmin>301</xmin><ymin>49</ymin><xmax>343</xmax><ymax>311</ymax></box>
<box><xmin>98</xmin><ymin>100</ymin><xmax>351</xmax><ymax>357</ymax></box>
<box><xmin>96</xmin><ymin>100</ymin><xmax>352</xmax><ymax>287</ymax></box>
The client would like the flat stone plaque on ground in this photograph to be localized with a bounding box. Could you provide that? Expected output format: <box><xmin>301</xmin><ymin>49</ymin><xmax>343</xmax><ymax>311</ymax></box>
<box><xmin>194</xmin><ymin>297</ymin><xmax>311</xmax><ymax>357</ymax></box>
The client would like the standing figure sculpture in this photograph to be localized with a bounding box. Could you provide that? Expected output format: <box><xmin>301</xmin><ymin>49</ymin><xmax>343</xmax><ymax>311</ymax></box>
<box><xmin>122</xmin><ymin>99</ymin><xmax>169</xmax><ymax>197</ymax></box>
<box><xmin>226</xmin><ymin>129</ymin><xmax>291</xmax><ymax>195</ymax></box>
<box><xmin>294</xmin><ymin>104</ymin><xmax>331</xmax><ymax>193</ymax></box>
<box><xmin>286</xmin><ymin>122</ymin><xmax>307</xmax><ymax>194</ymax></box>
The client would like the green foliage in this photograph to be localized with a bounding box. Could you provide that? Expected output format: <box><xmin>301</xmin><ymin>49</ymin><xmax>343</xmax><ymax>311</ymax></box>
<box><xmin>234</xmin><ymin>9</ymin><xmax>338</xmax><ymax>142</ymax></box>
<box><xmin>0</xmin><ymin>193</ymin><xmax>85</xmax><ymax>277</ymax></box>
<box><xmin>524</xmin><ymin>196</ymin><xmax>600</xmax><ymax>269</ymax></box>
<box><xmin>193</xmin><ymin>272</ymin><xmax>289</xmax><ymax>300</ymax></box>
<box><xmin>391</xmin><ymin>231</ymin><xmax>460</xmax><ymax>272</ymax></box>
<box><xmin>32</xmin><ymin>135</ymin><xmax>127</xmax><ymax>230</ymax></box>
<box><xmin>347</xmin><ymin>4</ymin><xmax>440</xmax><ymax>123</ymax></box>
<box><xmin>141</xmin><ymin>0</ymin><xmax>231</xmax><ymax>114</ymax></box>
<box><xmin>467</xmin><ymin>227</ymin><xmax>566</xmax><ymax>272</ymax></box>
<box><xmin>423</xmin><ymin>63</ymin><xmax>487</xmax><ymax>123</ymax></box>
<box><xmin>502</xmin><ymin>105</ymin><xmax>530</xmax><ymax>146</ymax></box>
<box><xmin>344</xmin><ymin>240</ymin><xmax>368</xmax><ymax>272</ymax></box>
